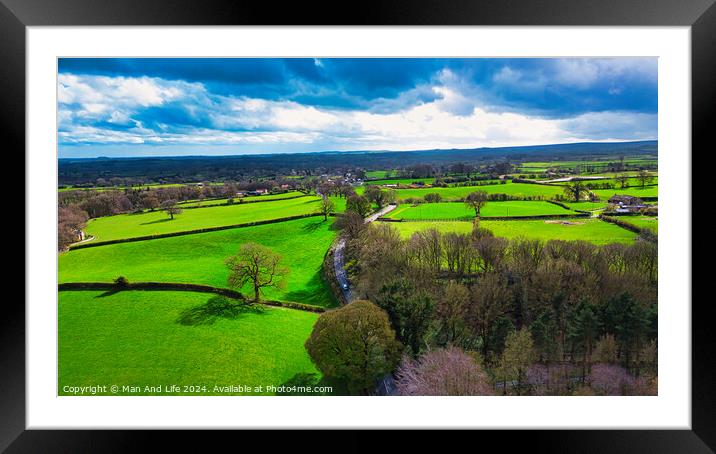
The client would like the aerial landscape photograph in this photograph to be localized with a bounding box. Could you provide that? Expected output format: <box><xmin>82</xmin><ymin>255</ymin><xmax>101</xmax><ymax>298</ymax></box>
<box><xmin>57</xmin><ymin>57</ymin><xmax>658</xmax><ymax>396</ymax></box>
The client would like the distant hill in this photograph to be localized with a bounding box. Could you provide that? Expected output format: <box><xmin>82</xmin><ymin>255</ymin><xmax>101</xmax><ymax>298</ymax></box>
<box><xmin>58</xmin><ymin>140</ymin><xmax>657</xmax><ymax>185</ymax></box>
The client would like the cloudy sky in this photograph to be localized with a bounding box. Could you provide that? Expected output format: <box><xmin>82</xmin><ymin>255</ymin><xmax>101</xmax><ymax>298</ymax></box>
<box><xmin>58</xmin><ymin>58</ymin><xmax>657</xmax><ymax>157</ymax></box>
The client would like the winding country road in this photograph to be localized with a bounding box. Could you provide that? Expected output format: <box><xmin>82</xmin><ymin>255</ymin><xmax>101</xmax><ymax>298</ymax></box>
<box><xmin>332</xmin><ymin>203</ymin><xmax>399</xmax><ymax>396</ymax></box>
<box><xmin>333</xmin><ymin>204</ymin><xmax>396</xmax><ymax>304</ymax></box>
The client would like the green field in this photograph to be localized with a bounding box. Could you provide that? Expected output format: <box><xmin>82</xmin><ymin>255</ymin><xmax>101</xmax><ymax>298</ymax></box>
<box><xmin>328</xmin><ymin>196</ymin><xmax>347</xmax><ymax>213</ymax></box>
<box><xmin>517</xmin><ymin>157</ymin><xmax>657</xmax><ymax>173</ymax></box>
<box><xmin>385</xmin><ymin>181</ymin><xmax>567</xmax><ymax>201</ymax></box>
<box><xmin>617</xmin><ymin>215</ymin><xmax>658</xmax><ymax>233</ymax></box>
<box><xmin>60</xmin><ymin>217</ymin><xmax>338</xmax><ymax>307</ymax></box>
<box><xmin>386</xmin><ymin>201</ymin><xmax>575</xmax><ymax>220</ymax></box>
<box><xmin>59</xmin><ymin>290</ymin><xmax>321</xmax><ymax>395</ymax></box>
<box><xmin>365</xmin><ymin>170</ymin><xmax>393</xmax><ymax>179</ymax></box>
<box><xmin>178</xmin><ymin>191</ymin><xmax>306</xmax><ymax>207</ymax></box>
<box><xmin>562</xmin><ymin>201</ymin><xmax>608</xmax><ymax>211</ymax></box>
<box><xmin>84</xmin><ymin>196</ymin><xmax>323</xmax><ymax>242</ymax></box>
<box><xmin>389</xmin><ymin>218</ymin><xmax>638</xmax><ymax>244</ymax></box>
<box><xmin>591</xmin><ymin>185</ymin><xmax>658</xmax><ymax>199</ymax></box>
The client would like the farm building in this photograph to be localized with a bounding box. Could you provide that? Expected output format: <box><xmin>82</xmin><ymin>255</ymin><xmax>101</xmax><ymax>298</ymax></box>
<box><xmin>608</xmin><ymin>195</ymin><xmax>646</xmax><ymax>213</ymax></box>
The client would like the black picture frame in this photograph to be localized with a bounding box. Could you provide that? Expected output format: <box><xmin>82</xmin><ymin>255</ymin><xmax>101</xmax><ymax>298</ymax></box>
<box><xmin>5</xmin><ymin>0</ymin><xmax>712</xmax><ymax>451</ymax></box>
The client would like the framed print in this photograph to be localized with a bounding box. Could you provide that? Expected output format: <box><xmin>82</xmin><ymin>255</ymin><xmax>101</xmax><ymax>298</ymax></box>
<box><xmin>5</xmin><ymin>0</ymin><xmax>713</xmax><ymax>450</ymax></box>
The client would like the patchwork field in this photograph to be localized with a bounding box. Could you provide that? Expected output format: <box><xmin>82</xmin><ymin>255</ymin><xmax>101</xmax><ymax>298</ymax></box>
<box><xmin>617</xmin><ymin>215</ymin><xmax>658</xmax><ymax>233</ymax></box>
<box><xmin>562</xmin><ymin>201</ymin><xmax>608</xmax><ymax>211</ymax></box>
<box><xmin>389</xmin><ymin>218</ymin><xmax>638</xmax><ymax>244</ymax></box>
<box><xmin>590</xmin><ymin>185</ymin><xmax>658</xmax><ymax>199</ymax></box>
<box><xmin>60</xmin><ymin>217</ymin><xmax>338</xmax><ymax>307</ymax></box>
<box><xmin>58</xmin><ymin>290</ymin><xmax>321</xmax><ymax>395</ymax></box>
<box><xmin>364</xmin><ymin>170</ymin><xmax>394</xmax><ymax>179</ymax></box>
<box><xmin>379</xmin><ymin>181</ymin><xmax>567</xmax><ymax>201</ymax></box>
<box><xmin>329</xmin><ymin>196</ymin><xmax>347</xmax><ymax>213</ymax></box>
<box><xmin>386</xmin><ymin>201</ymin><xmax>576</xmax><ymax>220</ymax></box>
<box><xmin>84</xmin><ymin>196</ymin><xmax>323</xmax><ymax>242</ymax></box>
<box><xmin>516</xmin><ymin>157</ymin><xmax>657</xmax><ymax>173</ymax></box>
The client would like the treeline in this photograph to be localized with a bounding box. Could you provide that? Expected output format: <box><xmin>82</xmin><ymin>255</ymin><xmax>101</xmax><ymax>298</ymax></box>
<box><xmin>321</xmin><ymin>219</ymin><xmax>657</xmax><ymax>395</ymax></box>
<box><xmin>61</xmin><ymin>181</ymin><xmax>304</xmax><ymax>214</ymax></box>
<box><xmin>392</xmin><ymin>162</ymin><xmax>515</xmax><ymax>181</ymax></box>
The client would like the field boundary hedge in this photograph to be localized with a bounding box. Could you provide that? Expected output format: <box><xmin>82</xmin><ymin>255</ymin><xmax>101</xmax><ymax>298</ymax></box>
<box><xmin>58</xmin><ymin>282</ymin><xmax>326</xmax><ymax>313</ymax></box>
<box><xmin>71</xmin><ymin>213</ymin><xmax>323</xmax><ymax>250</ymax></box>
<box><xmin>380</xmin><ymin>212</ymin><xmax>589</xmax><ymax>222</ymax></box>
<box><xmin>599</xmin><ymin>214</ymin><xmax>658</xmax><ymax>243</ymax></box>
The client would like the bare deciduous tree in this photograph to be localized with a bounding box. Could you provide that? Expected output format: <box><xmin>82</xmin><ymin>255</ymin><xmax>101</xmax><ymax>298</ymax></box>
<box><xmin>562</xmin><ymin>180</ymin><xmax>588</xmax><ymax>202</ymax></box>
<box><xmin>161</xmin><ymin>199</ymin><xmax>183</xmax><ymax>219</ymax></box>
<box><xmin>346</xmin><ymin>194</ymin><xmax>372</xmax><ymax>217</ymax></box>
<box><xmin>225</xmin><ymin>243</ymin><xmax>288</xmax><ymax>303</ymax></box>
<box><xmin>615</xmin><ymin>173</ymin><xmax>630</xmax><ymax>189</ymax></box>
<box><xmin>395</xmin><ymin>346</ymin><xmax>493</xmax><ymax>396</ymax></box>
<box><xmin>319</xmin><ymin>196</ymin><xmax>335</xmax><ymax>221</ymax></box>
<box><xmin>464</xmin><ymin>190</ymin><xmax>488</xmax><ymax>217</ymax></box>
<box><xmin>636</xmin><ymin>170</ymin><xmax>655</xmax><ymax>188</ymax></box>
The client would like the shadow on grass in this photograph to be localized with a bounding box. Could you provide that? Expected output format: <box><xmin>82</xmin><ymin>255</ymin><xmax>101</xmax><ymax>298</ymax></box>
<box><xmin>96</xmin><ymin>289</ymin><xmax>122</xmax><ymax>298</ymax></box>
<box><xmin>301</xmin><ymin>219</ymin><xmax>326</xmax><ymax>232</ymax></box>
<box><xmin>177</xmin><ymin>296</ymin><xmax>266</xmax><ymax>326</ymax></box>
<box><xmin>140</xmin><ymin>218</ymin><xmax>174</xmax><ymax>225</ymax></box>
<box><xmin>282</xmin><ymin>271</ymin><xmax>335</xmax><ymax>307</ymax></box>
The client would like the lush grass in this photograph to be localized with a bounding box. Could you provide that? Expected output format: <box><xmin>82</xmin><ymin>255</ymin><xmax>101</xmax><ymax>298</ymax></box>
<box><xmin>387</xmin><ymin>203</ymin><xmax>473</xmax><ymax>220</ymax></box>
<box><xmin>365</xmin><ymin>170</ymin><xmax>394</xmax><ymax>179</ymax></box>
<box><xmin>562</xmin><ymin>201</ymin><xmax>608</xmax><ymax>211</ymax></box>
<box><xmin>85</xmin><ymin>196</ymin><xmax>323</xmax><ymax>242</ymax></box>
<box><xmin>178</xmin><ymin>191</ymin><xmax>306</xmax><ymax>207</ymax></box>
<box><xmin>58</xmin><ymin>290</ymin><xmax>321</xmax><ymax>395</ymax></box>
<box><xmin>385</xmin><ymin>181</ymin><xmax>566</xmax><ymax>201</ymax></box>
<box><xmin>590</xmin><ymin>185</ymin><xmax>658</xmax><ymax>199</ymax></box>
<box><xmin>60</xmin><ymin>217</ymin><xmax>338</xmax><ymax>307</ymax></box>
<box><xmin>617</xmin><ymin>215</ymin><xmax>658</xmax><ymax>233</ymax></box>
<box><xmin>329</xmin><ymin>196</ymin><xmax>347</xmax><ymax>213</ymax></box>
<box><xmin>386</xmin><ymin>201</ymin><xmax>575</xmax><ymax>220</ymax></box>
<box><xmin>389</xmin><ymin>218</ymin><xmax>638</xmax><ymax>244</ymax></box>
